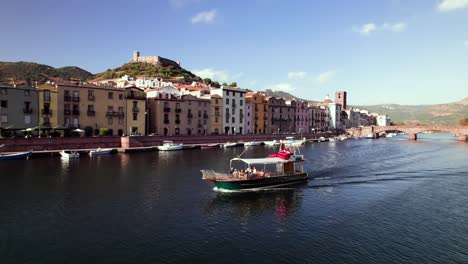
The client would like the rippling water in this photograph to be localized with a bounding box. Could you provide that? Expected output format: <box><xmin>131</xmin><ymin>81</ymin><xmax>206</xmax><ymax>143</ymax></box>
<box><xmin>1</xmin><ymin>133</ymin><xmax>467</xmax><ymax>263</ymax></box>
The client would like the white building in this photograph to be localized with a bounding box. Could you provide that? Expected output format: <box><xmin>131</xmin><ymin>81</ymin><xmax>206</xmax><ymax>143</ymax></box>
<box><xmin>245</xmin><ymin>103</ymin><xmax>253</xmax><ymax>134</ymax></box>
<box><xmin>376</xmin><ymin>115</ymin><xmax>391</xmax><ymax>126</ymax></box>
<box><xmin>328</xmin><ymin>102</ymin><xmax>342</xmax><ymax>130</ymax></box>
<box><xmin>211</xmin><ymin>86</ymin><xmax>247</xmax><ymax>134</ymax></box>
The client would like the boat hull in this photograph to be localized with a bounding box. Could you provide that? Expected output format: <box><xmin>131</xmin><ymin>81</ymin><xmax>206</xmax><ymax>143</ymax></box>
<box><xmin>0</xmin><ymin>151</ymin><xmax>32</xmax><ymax>160</ymax></box>
<box><xmin>211</xmin><ymin>173</ymin><xmax>308</xmax><ymax>191</ymax></box>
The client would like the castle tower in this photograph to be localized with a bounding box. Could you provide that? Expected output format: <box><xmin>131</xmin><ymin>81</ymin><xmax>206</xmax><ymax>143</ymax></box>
<box><xmin>133</xmin><ymin>51</ymin><xmax>140</xmax><ymax>62</ymax></box>
<box><xmin>335</xmin><ymin>91</ymin><xmax>347</xmax><ymax>109</ymax></box>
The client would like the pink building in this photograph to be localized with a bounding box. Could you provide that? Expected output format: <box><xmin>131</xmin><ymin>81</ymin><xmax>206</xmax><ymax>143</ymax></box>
<box><xmin>295</xmin><ymin>100</ymin><xmax>309</xmax><ymax>133</ymax></box>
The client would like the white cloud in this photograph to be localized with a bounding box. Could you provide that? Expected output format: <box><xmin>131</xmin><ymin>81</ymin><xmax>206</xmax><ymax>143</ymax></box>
<box><xmin>437</xmin><ymin>0</ymin><xmax>468</xmax><ymax>12</ymax></box>
<box><xmin>268</xmin><ymin>83</ymin><xmax>295</xmax><ymax>92</ymax></box>
<box><xmin>354</xmin><ymin>22</ymin><xmax>406</xmax><ymax>35</ymax></box>
<box><xmin>353</xmin><ymin>23</ymin><xmax>377</xmax><ymax>35</ymax></box>
<box><xmin>287</xmin><ymin>71</ymin><xmax>307</xmax><ymax>80</ymax></box>
<box><xmin>191</xmin><ymin>9</ymin><xmax>217</xmax><ymax>24</ymax></box>
<box><xmin>382</xmin><ymin>22</ymin><xmax>407</xmax><ymax>32</ymax></box>
<box><xmin>317</xmin><ymin>71</ymin><xmax>336</xmax><ymax>84</ymax></box>
<box><xmin>192</xmin><ymin>68</ymin><xmax>242</xmax><ymax>82</ymax></box>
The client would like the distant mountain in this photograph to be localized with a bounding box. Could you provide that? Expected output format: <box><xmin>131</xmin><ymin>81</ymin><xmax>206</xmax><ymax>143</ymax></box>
<box><xmin>93</xmin><ymin>62</ymin><xmax>201</xmax><ymax>82</ymax></box>
<box><xmin>263</xmin><ymin>89</ymin><xmax>318</xmax><ymax>103</ymax></box>
<box><xmin>353</xmin><ymin>98</ymin><xmax>468</xmax><ymax>125</ymax></box>
<box><xmin>0</xmin><ymin>61</ymin><xmax>93</xmax><ymax>84</ymax></box>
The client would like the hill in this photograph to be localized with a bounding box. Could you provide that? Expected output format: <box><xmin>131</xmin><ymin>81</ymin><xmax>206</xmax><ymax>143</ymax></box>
<box><xmin>94</xmin><ymin>62</ymin><xmax>201</xmax><ymax>82</ymax></box>
<box><xmin>0</xmin><ymin>61</ymin><xmax>93</xmax><ymax>84</ymax></box>
<box><xmin>263</xmin><ymin>89</ymin><xmax>318</xmax><ymax>102</ymax></box>
<box><xmin>353</xmin><ymin>98</ymin><xmax>468</xmax><ymax>125</ymax></box>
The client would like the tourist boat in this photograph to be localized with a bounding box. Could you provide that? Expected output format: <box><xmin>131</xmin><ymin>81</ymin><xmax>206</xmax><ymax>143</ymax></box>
<box><xmin>89</xmin><ymin>148</ymin><xmax>113</xmax><ymax>156</ymax></box>
<box><xmin>0</xmin><ymin>151</ymin><xmax>32</xmax><ymax>160</ymax></box>
<box><xmin>263</xmin><ymin>140</ymin><xmax>280</xmax><ymax>146</ymax></box>
<box><xmin>201</xmin><ymin>147</ymin><xmax>307</xmax><ymax>191</ymax></box>
<box><xmin>244</xmin><ymin>141</ymin><xmax>262</xmax><ymax>147</ymax></box>
<box><xmin>222</xmin><ymin>142</ymin><xmax>239</xmax><ymax>148</ymax></box>
<box><xmin>59</xmin><ymin>150</ymin><xmax>80</xmax><ymax>158</ymax></box>
<box><xmin>157</xmin><ymin>141</ymin><xmax>183</xmax><ymax>151</ymax></box>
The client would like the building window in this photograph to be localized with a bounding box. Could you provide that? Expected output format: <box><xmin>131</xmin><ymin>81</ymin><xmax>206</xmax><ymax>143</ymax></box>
<box><xmin>198</xmin><ymin>110</ymin><xmax>201</xmax><ymax>117</ymax></box>
<box><xmin>64</xmin><ymin>117</ymin><xmax>70</xmax><ymax>126</ymax></box>
<box><xmin>0</xmin><ymin>100</ymin><xmax>7</xmax><ymax>108</ymax></box>
<box><xmin>232</xmin><ymin>117</ymin><xmax>235</xmax><ymax>123</ymax></box>
<box><xmin>0</xmin><ymin>88</ymin><xmax>7</xmax><ymax>95</ymax></box>
<box><xmin>226</xmin><ymin>90</ymin><xmax>229</xmax><ymax>96</ymax></box>
<box><xmin>108</xmin><ymin>92</ymin><xmax>113</xmax><ymax>99</ymax></box>
<box><xmin>24</xmin><ymin>115</ymin><xmax>31</xmax><ymax>124</ymax></box>
<box><xmin>204</xmin><ymin>119</ymin><xmax>207</xmax><ymax>125</ymax></box>
<box><xmin>198</xmin><ymin>101</ymin><xmax>201</xmax><ymax>107</ymax></box>
<box><xmin>88</xmin><ymin>105</ymin><xmax>94</xmax><ymax>111</ymax></box>
<box><xmin>119</xmin><ymin>94</ymin><xmax>123</xmax><ymax>100</ymax></box>
<box><xmin>24</xmin><ymin>90</ymin><xmax>31</xmax><ymax>96</ymax></box>
<box><xmin>108</xmin><ymin>118</ymin><xmax>113</xmax><ymax>125</ymax></box>
<box><xmin>118</xmin><ymin>118</ymin><xmax>123</xmax><ymax>125</ymax></box>
<box><xmin>118</xmin><ymin>106</ymin><xmax>124</xmax><ymax>113</ymax></box>
<box><xmin>43</xmin><ymin>90</ymin><xmax>50</xmax><ymax>101</ymax></box>
<box><xmin>133</xmin><ymin>113</ymin><xmax>138</xmax><ymax>121</ymax></box>
<box><xmin>226</xmin><ymin>98</ymin><xmax>229</xmax><ymax>105</ymax></box>
<box><xmin>1</xmin><ymin>115</ymin><xmax>7</xmax><ymax>123</ymax></box>
<box><xmin>215</xmin><ymin>99</ymin><xmax>218</xmax><ymax>105</ymax></box>
<box><xmin>215</xmin><ymin>117</ymin><xmax>218</xmax><ymax>123</ymax></box>
<box><xmin>240</xmin><ymin>100</ymin><xmax>243</xmax><ymax>106</ymax></box>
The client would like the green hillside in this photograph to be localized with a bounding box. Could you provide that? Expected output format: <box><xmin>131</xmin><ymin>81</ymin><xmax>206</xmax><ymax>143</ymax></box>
<box><xmin>94</xmin><ymin>62</ymin><xmax>201</xmax><ymax>82</ymax></box>
<box><xmin>0</xmin><ymin>61</ymin><xmax>93</xmax><ymax>84</ymax></box>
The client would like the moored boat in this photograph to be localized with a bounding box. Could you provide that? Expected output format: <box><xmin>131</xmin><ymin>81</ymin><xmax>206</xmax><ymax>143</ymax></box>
<box><xmin>157</xmin><ymin>141</ymin><xmax>183</xmax><ymax>151</ymax></box>
<box><xmin>281</xmin><ymin>136</ymin><xmax>305</xmax><ymax>146</ymax></box>
<box><xmin>201</xmin><ymin>143</ymin><xmax>220</xmax><ymax>149</ymax></box>
<box><xmin>0</xmin><ymin>151</ymin><xmax>32</xmax><ymax>160</ymax></box>
<box><xmin>201</xmin><ymin>147</ymin><xmax>307</xmax><ymax>191</ymax></box>
<box><xmin>60</xmin><ymin>150</ymin><xmax>80</xmax><ymax>158</ymax></box>
<box><xmin>264</xmin><ymin>140</ymin><xmax>280</xmax><ymax>146</ymax></box>
<box><xmin>222</xmin><ymin>142</ymin><xmax>239</xmax><ymax>148</ymax></box>
<box><xmin>244</xmin><ymin>141</ymin><xmax>262</xmax><ymax>147</ymax></box>
<box><xmin>89</xmin><ymin>148</ymin><xmax>113</xmax><ymax>156</ymax></box>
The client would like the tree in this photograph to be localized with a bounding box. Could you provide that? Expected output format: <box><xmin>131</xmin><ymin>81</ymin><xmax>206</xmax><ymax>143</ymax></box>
<box><xmin>229</xmin><ymin>82</ymin><xmax>237</xmax><ymax>87</ymax></box>
<box><xmin>222</xmin><ymin>82</ymin><xmax>228</xmax><ymax>86</ymax></box>
<box><xmin>203</xmin><ymin>78</ymin><xmax>212</xmax><ymax>84</ymax></box>
<box><xmin>212</xmin><ymin>81</ymin><xmax>220</xmax><ymax>87</ymax></box>
<box><xmin>459</xmin><ymin>118</ymin><xmax>468</xmax><ymax>126</ymax></box>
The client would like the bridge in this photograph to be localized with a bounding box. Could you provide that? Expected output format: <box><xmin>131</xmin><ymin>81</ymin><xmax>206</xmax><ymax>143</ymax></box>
<box><xmin>346</xmin><ymin>125</ymin><xmax>468</xmax><ymax>141</ymax></box>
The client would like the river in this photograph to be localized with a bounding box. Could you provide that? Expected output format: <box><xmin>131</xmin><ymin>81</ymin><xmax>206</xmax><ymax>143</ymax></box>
<box><xmin>1</xmin><ymin>133</ymin><xmax>467</xmax><ymax>263</ymax></box>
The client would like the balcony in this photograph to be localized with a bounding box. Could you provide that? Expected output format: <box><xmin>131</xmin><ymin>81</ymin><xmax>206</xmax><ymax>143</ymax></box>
<box><xmin>23</xmin><ymin>108</ymin><xmax>33</xmax><ymax>114</ymax></box>
<box><xmin>64</xmin><ymin>109</ymin><xmax>71</xmax><ymax>115</ymax></box>
<box><xmin>41</xmin><ymin>109</ymin><xmax>52</xmax><ymax>115</ymax></box>
<box><xmin>203</xmin><ymin>113</ymin><xmax>209</xmax><ymax>119</ymax></box>
<box><xmin>88</xmin><ymin>95</ymin><xmax>95</xmax><ymax>101</ymax></box>
<box><xmin>72</xmin><ymin>110</ymin><xmax>80</xmax><ymax>116</ymax></box>
<box><xmin>164</xmin><ymin>107</ymin><xmax>171</xmax><ymax>112</ymax></box>
<box><xmin>164</xmin><ymin>119</ymin><xmax>170</xmax><ymax>124</ymax></box>
<box><xmin>64</xmin><ymin>96</ymin><xmax>71</xmax><ymax>102</ymax></box>
<box><xmin>106</xmin><ymin>111</ymin><xmax>117</xmax><ymax>117</ymax></box>
<box><xmin>132</xmin><ymin>107</ymin><xmax>139</xmax><ymax>112</ymax></box>
<box><xmin>87</xmin><ymin>110</ymin><xmax>96</xmax><ymax>116</ymax></box>
<box><xmin>187</xmin><ymin>113</ymin><xmax>193</xmax><ymax>118</ymax></box>
<box><xmin>118</xmin><ymin>112</ymin><xmax>125</xmax><ymax>118</ymax></box>
<box><xmin>175</xmin><ymin>108</ymin><xmax>182</xmax><ymax>113</ymax></box>
<box><xmin>72</xmin><ymin>97</ymin><xmax>80</xmax><ymax>102</ymax></box>
<box><xmin>175</xmin><ymin>119</ymin><xmax>181</xmax><ymax>124</ymax></box>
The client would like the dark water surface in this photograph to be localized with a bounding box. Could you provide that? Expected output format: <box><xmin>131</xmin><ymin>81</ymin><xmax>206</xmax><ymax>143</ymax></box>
<box><xmin>1</xmin><ymin>133</ymin><xmax>467</xmax><ymax>263</ymax></box>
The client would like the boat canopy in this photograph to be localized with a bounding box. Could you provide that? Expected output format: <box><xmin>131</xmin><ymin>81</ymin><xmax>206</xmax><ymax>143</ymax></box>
<box><xmin>230</xmin><ymin>157</ymin><xmax>290</xmax><ymax>165</ymax></box>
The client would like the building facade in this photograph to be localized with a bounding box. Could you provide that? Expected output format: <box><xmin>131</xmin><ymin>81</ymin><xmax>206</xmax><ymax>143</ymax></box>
<box><xmin>212</xmin><ymin>87</ymin><xmax>246</xmax><ymax>134</ymax></box>
<box><xmin>245</xmin><ymin>103</ymin><xmax>253</xmax><ymax>134</ymax></box>
<box><xmin>0</xmin><ymin>85</ymin><xmax>39</xmax><ymax>135</ymax></box>
<box><xmin>125</xmin><ymin>87</ymin><xmax>146</xmax><ymax>135</ymax></box>
<box><xmin>295</xmin><ymin>100</ymin><xmax>309</xmax><ymax>134</ymax></box>
<box><xmin>246</xmin><ymin>92</ymin><xmax>268</xmax><ymax>134</ymax></box>
<box><xmin>210</xmin><ymin>94</ymin><xmax>223</xmax><ymax>134</ymax></box>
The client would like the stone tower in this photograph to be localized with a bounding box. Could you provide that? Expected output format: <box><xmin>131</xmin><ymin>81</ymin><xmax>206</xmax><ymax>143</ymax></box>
<box><xmin>335</xmin><ymin>91</ymin><xmax>347</xmax><ymax>110</ymax></box>
<box><xmin>133</xmin><ymin>51</ymin><xmax>140</xmax><ymax>62</ymax></box>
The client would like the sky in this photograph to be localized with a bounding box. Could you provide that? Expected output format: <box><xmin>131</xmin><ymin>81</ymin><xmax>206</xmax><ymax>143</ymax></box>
<box><xmin>1</xmin><ymin>0</ymin><xmax>468</xmax><ymax>105</ymax></box>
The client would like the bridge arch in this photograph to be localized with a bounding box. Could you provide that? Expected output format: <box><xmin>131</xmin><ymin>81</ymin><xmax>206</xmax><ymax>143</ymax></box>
<box><xmin>347</xmin><ymin>126</ymin><xmax>468</xmax><ymax>141</ymax></box>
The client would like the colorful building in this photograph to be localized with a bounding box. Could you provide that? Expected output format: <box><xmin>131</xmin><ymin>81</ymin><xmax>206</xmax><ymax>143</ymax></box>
<box><xmin>0</xmin><ymin>85</ymin><xmax>39</xmax><ymax>135</ymax></box>
<box><xmin>245</xmin><ymin>92</ymin><xmax>268</xmax><ymax>134</ymax></box>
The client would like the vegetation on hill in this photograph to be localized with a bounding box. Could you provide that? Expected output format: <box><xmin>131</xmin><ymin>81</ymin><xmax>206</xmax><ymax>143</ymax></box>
<box><xmin>0</xmin><ymin>61</ymin><xmax>93</xmax><ymax>84</ymax></box>
<box><xmin>94</xmin><ymin>62</ymin><xmax>201</xmax><ymax>82</ymax></box>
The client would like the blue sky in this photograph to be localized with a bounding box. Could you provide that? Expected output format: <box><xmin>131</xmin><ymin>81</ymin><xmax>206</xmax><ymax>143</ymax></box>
<box><xmin>1</xmin><ymin>0</ymin><xmax>468</xmax><ymax>105</ymax></box>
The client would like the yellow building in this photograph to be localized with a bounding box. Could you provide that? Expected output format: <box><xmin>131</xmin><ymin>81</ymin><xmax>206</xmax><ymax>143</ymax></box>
<box><xmin>125</xmin><ymin>86</ymin><xmax>146</xmax><ymax>135</ymax></box>
<box><xmin>246</xmin><ymin>92</ymin><xmax>268</xmax><ymax>134</ymax></box>
<box><xmin>210</xmin><ymin>94</ymin><xmax>223</xmax><ymax>134</ymax></box>
<box><xmin>37</xmin><ymin>83</ymin><xmax>59</xmax><ymax>128</ymax></box>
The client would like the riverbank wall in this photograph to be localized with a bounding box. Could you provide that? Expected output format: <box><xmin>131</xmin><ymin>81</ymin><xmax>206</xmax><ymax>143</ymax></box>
<box><xmin>0</xmin><ymin>133</ymin><xmax>333</xmax><ymax>153</ymax></box>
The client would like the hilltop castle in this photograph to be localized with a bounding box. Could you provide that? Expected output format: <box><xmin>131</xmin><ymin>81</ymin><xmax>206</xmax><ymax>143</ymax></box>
<box><xmin>131</xmin><ymin>51</ymin><xmax>181</xmax><ymax>67</ymax></box>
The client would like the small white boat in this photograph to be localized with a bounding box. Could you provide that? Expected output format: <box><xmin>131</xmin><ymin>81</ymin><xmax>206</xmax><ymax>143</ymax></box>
<box><xmin>157</xmin><ymin>141</ymin><xmax>183</xmax><ymax>151</ymax></box>
<box><xmin>222</xmin><ymin>142</ymin><xmax>238</xmax><ymax>148</ymax></box>
<box><xmin>364</xmin><ymin>134</ymin><xmax>375</xmax><ymax>139</ymax></box>
<box><xmin>264</xmin><ymin>140</ymin><xmax>280</xmax><ymax>146</ymax></box>
<box><xmin>281</xmin><ymin>137</ymin><xmax>305</xmax><ymax>145</ymax></box>
<box><xmin>328</xmin><ymin>137</ymin><xmax>338</xmax><ymax>142</ymax></box>
<box><xmin>244</xmin><ymin>141</ymin><xmax>262</xmax><ymax>147</ymax></box>
<box><xmin>318</xmin><ymin>137</ymin><xmax>326</xmax><ymax>142</ymax></box>
<box><xmin>60</xmin><ymin>150</ymin><xmax>80</xmax><ymax>158</ymax></box>
<box><xmin>89</xmin><ymin>148</ymin><xmax>113</xmax><ymax>156</ymax></box>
